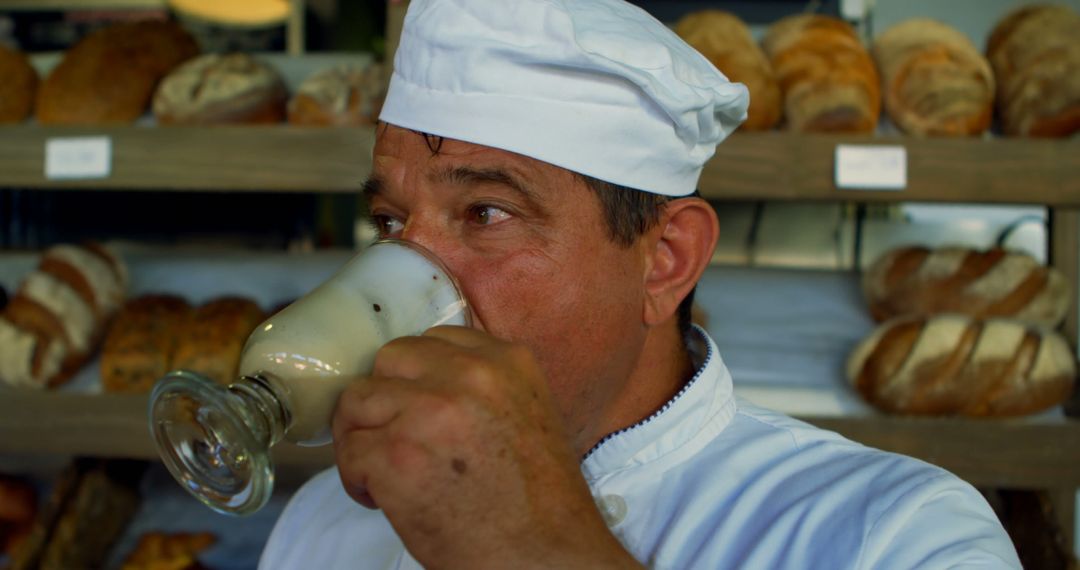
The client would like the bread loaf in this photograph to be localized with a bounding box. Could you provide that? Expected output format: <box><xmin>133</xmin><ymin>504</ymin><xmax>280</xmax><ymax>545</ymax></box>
<box><xmin>872</xmin><ymin>19</ymin><xmax>994</xmax><ymax>136</ymax></box>
<box><xmin>35</xmin><ymin>21</ymin><xmax>199</xmax><ymax>125</ymax></box>
<box><xmin>986</xmin><ymin>5</ymin><xmax>1080</xmax><ymax>137</ymax></box>
<box><xmin>675</xmin><ymin>11</ymin><xmax>781</xmax><ymax>131</ymax></box>
<box><xmin>847</xmin><ymin>314</ymin><xmax>1075</xmax><ymax>416</ymax></box>
<box><xmin>762</xmin><ymin>14</ymin><xmax>880</xmax><ymax>133</ymax></box>
<box><xmin>170</xmin><ymin>297</ymin><xmax>265</xmax><ymax>384</ymax></box>
<box><xmin>153</xmin><ymin>53</ymin><xmax>287</xmax><ymax>125</ymax></box>
<box><xmin>101</xmin><ymin>295</ymin><xmax>192</xmax><ymax>393</ymax></box>
<box><xmin>288</xmin><ymin>65</ymin><xmax>384</xmax><ymax>127</ymax></box>
<box><xmin>0</xmin><ymin>243</ymin><xmax>127</xmax><ymax>390</ymax></box>
<box><xmin>863</xmin><ymin>246</ymin><xmax>1071</xmax><ymax>328</ymax></box>
<box><xmin>0</xmin><ymin>44</ymin><xmax>37</xmax><ymax>124</ymax></box>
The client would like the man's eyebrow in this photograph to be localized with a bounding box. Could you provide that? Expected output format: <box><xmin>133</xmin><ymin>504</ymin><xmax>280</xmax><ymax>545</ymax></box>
<box><xmin>435</xmin><ymin>166</ymin><xmax>539</xmax><ymax>202</ymax></box>
<box><xmin>361</xmin><ymin>176</ymin><xmax>383</xmax><ymax>198</ymax></box>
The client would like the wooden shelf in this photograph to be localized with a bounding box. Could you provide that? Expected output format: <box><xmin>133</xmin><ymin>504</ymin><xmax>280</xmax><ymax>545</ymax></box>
<box><xmin>0</xmin><ymin>125</ymin><xmax>374</xmax><ymax>192</ymax></box>
<box><xmin>702</xmin><ymin>132</ymin><xmax>1080</xmax><ymax>207</ymax></box>
<box><xmin>0</xmin><ymin>0</ymin><xmax>164</xmax><ymax>9</ymax></box>
<box><xmin>1</xmin><ymin>388</ymin><xmax>1077</xmax><ymax>488</ymax></box>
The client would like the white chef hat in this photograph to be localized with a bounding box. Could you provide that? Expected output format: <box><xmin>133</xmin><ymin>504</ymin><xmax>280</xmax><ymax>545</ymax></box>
<box><xmin>379</xmin><ymin>0</ymin><xmax>750</xmax><ymax>197</ymax></box>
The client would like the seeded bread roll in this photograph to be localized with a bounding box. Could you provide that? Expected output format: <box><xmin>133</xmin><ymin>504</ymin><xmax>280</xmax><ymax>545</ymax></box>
<box><xmin>986</xmin><ymin>5</ymin><xmax>1080</xmax><ymax>137</ymax></box>
<box><xmin>101</xmin><ymin>295</ymin><xmax>192</xmax><ymax>393</ymax></box>
<box><xmin>872</xmin><ymin>19</ymin><xmax>994</xmax><ymax>136</ymax></box>
<box><xmin>762</xmin><ymin>14</ymin><xmax>881</xmax><ymax>133</ymax></box>
<box><xmin>674</xmin><ymin>10</ymin><xmax>781</xmax><ymax>131</ymax></box>
<box><xmin>171</xmin><ymin>297</ymin><xmax>265</xmax><ymax>384</ymax></box>
<box><xmin>35</xmin><ymin>20</ymin><xmax>199</xmax><ymax>125</ymax></box>
<box><xmin>863</xmin><ymin>246</ymin><xmax>1071</xmax><ymax>328</ymax></box>
<box><xmin>288</xmin><ymin>64</ymin><xmax>384</xmax><ymax>127</ymax></box>
<box><xmin>0</xmin><ymin>44</ymin><xmax>37</xmax><ymax>124</ymax></box>
<box><xmin>847</xmin><ymin>314</ymin><xmax>1075</xmax><ymax>416</ymax></box>
<box><xmin>153</xmin><ymin>53</ymin><xmax>287</xmax><ymax>125</ymax></box>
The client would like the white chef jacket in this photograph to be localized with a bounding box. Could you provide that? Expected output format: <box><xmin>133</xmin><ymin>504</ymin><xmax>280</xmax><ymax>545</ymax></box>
<box><xmin>259</xmin><ymin>328</ymin><xmax>1020</xmax><ymax>569</ymax></box>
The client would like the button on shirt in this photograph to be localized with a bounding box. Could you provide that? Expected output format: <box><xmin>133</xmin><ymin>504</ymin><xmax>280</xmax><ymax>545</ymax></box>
<box><xmin>259</xmin><ymin>328</ymin><xmax>1020</xmax><ymax>569</ymax></box>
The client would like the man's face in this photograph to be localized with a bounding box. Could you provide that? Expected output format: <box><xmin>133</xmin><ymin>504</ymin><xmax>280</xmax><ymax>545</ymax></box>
<box><xmin>366</xmin><ymin>124</ymin><xmax>652</xmax><ymax>450</ymax></box>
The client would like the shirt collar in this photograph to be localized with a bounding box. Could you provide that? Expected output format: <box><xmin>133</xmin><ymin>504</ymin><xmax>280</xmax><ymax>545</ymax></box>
<box><xmin>580</xmin><ymin>326</ymin><xmax>737</xmax><ymax>482</ymax></box>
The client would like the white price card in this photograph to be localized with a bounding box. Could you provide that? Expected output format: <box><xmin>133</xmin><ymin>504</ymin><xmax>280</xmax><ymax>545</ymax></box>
<box><xmin>45</xmin><ymin>136</ymin><xmax>113</xmax><ymax>180</ymax></box>
<box><xmin>834</xmin><ymin>144</ymin><xmax>907</xmax><ymax>191</ymax></box>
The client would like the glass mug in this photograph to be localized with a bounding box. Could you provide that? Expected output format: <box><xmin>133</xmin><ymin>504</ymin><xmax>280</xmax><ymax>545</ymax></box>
<box><xmin>149</xmin><ymin>239</ymin><xmax>470</xmax><ymax>515</ymax></box>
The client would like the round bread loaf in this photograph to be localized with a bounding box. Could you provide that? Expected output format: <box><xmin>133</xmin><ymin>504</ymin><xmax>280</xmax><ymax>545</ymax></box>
<box><xmin>101</xmin><ymin>294</ymin><xmax>192</xmax><ymax>394</ymax></box>
<box><xmin>288</xmin><ymin>65</ymin><xmax>384</xmax><ymax>127</ymax></box>
<box><xmin>762</xmin><ymin>14</ymin><xmax>881</xmax><ymax>133</ymax></box>
<box><xmin>0</xmin><ymin>44</ymin><xmax>37</xmax><ymax>124</ymax></box>
<box><xmin>862</xmin><ymin>245</ymin><xmax>1071</xmax><ymax>328</ymax></box>
<box><xmin>847</xmin><ymin>314</ymin><xmax>1075</xmax><ymax>416</ymax></box>
<box><xmin>153</xmin><ymin>53</ymin><xmax>287</xmax><ymax>125</ymax></box>
<box><xmin>986</xmin><ymin>5</ymin><xmax>1080</xmax><ymax>137</ymax></box>
<box><xmin>675</xmin><ymin>10</ymin><xmax>781</xmax><ymax>131</ymax></box>
<box><xmin>872</xmin><ymin>19</ymin><xmax>994</xmax><ymax>136</ymax></box>
<box><xmin>35</xmin><ymin>20</ymin><xmax>199</xmax><ymax>125</ymax></box>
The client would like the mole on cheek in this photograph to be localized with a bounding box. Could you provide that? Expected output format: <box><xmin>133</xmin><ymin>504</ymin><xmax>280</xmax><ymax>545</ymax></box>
<box><xmin>452</xmin><ymin>458</ymin><xmax>467</xmax><ymax>475</ymax></box>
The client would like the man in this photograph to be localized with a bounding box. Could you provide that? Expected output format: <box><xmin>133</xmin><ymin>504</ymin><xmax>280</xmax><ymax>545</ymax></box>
<box><xmin>261</xmin><ymin>1</ymin><xmax>1021</xmax><ymax>568</ymax></box>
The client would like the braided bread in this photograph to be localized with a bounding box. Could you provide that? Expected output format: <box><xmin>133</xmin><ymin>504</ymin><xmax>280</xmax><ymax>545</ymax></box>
<box><xmin>847</xmin><ymin>314</ymin><xmax>1075</xmax><ymax>416</ymax></box>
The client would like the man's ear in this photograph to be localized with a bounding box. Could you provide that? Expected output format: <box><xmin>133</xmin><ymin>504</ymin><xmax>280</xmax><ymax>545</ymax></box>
<box><xmin>642</xmin><ymin>198</ymin><xmax>719</xmax><ymax>326</ymax></box>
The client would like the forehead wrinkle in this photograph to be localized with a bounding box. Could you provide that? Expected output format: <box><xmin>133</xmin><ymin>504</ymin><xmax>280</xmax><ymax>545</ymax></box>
<box><xmin>431</xmin><ymin>165</ymin><xmax>542</xmax><ymax>204</ymax></box>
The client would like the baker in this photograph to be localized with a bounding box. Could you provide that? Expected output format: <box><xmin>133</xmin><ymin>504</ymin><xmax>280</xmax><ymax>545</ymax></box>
<box><xmin>260</xmin><ymin>1</ymin><xmax>1020</xmax><ymax>568</ymax></box>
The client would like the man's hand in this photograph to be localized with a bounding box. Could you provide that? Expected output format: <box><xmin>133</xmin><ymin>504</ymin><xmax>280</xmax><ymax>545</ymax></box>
<box><xmin>331</xmin><ymin>326</ymin><xmax>641</xmax><ymax>569</ymax></box>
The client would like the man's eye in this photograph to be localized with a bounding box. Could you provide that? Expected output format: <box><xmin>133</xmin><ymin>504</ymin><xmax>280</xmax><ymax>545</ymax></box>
<box><xmin>468</xmin><ymin>205</ymin><xmax>511</xmax><ymax>226</ymax></box>
<box><xmin>371</xmin><ymin>215</ymin><xmax>405</xmax><ymax>237</ymax></box>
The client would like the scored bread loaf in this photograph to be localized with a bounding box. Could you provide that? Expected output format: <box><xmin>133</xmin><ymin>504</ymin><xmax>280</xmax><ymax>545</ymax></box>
<box><xmin>100</xmin><ymin>295</ymin><xmax>192</xmax><ymax>393</ymax></box>
<box><xmin>0</xmin><ymin>44</ymin><xmax>37</xmax><ymax>124</ymax></box>
<box><xmin>986</xmin><ymin>5</ymin><xmax>1080</xmax><ymax>137</ymax></box>
<box><xmin>288</xmin><ymin>64</ymin><xmax>385</xmax><ymax>127</ymax></box>
<box><xmin>170</xmin><ymin>297</ymin><xmax>265</xmax><ymax>384</ymax></box>
<box><xmin>762</xmin><ymin>14</ymin><xmax>881</xmax><ymax>133</ymax></box>
<box><xmin>0</xmin><ymin>243</ymin><xmax>127</xmax><ymax>390</ymax></box>
<box><xmin>872</xmin><ymin>19</ymin><xmax>994</xmax><ymax>136</ymax></box>
<box><xmin>153</xmin><ymin>53</ymin><xmax>287</xmax><ymax>125</ymax></box>
<box><xmin>863</xmin><ymin>246</ymin><xmax>1071</xmax><ymax>328</ymax></box>
<box><xmin>847</xmin><ymin>314</ymin><xmax>1075</xmax><ymax>416</ymax></box>
<box><xmin>674</xmin><ymin>10</ymin><xmax>781</xmax><ymax>131</ymax></box>
<box><xmin>35</xmin><ymin>21</ymin><xmax>199</xmax><ymax>124</ymax></box>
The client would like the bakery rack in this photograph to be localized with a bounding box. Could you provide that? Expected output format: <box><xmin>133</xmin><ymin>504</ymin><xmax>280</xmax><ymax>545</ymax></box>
<box><xmin>1</xmin><ymin>1</ymin><xmax>1079</xmax><ymax>547</ymax></box>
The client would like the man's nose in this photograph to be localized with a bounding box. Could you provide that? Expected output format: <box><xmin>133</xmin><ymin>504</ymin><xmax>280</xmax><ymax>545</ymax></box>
<box><xmin>400</xmin><ymin>221</ymin><xmax>456</xmax><ymax>272</ymax></box>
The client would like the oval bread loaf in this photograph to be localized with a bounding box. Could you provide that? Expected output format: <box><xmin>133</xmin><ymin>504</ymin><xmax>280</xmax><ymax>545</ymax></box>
<box><xmin>675</xmin><ymin>10</ymin><xmax>781</xmax><ymax>131</ymax></box>
<box><xmin>872</xmin><ymin>18</ymin><xmax>994</xmax><ymax>136</ymax></box>
<box><xmin>863</xmin><ymin>246</ymin><xmax>1071</xmax><ymax>327</ymax></box>
<box><xmin>847</xmin><ymin>314</ymin><xmax>1075</xmax><ymax>416</ymax></box>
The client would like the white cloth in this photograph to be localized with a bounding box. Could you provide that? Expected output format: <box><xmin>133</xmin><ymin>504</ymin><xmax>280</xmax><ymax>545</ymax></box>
<box><xmin>380</xmin><ymin>0</ymin><xmax>749</xmax><ymax>197</ymax></box>
<box><xmin>259</xmin><ymin>329</ymin><xmax>1020</xmax><ymax>569</ymax></box>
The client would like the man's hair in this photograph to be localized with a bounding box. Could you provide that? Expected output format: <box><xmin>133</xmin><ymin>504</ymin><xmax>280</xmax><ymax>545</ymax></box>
<box><xmin>577</xmin><ymin>175</ymin><xmax>697</xmax><ymax>340</ymax></box>
<box><xmin>406</xmin><ymin>127</ymin><xmax>698</xmax><ymax>338</ymax></box>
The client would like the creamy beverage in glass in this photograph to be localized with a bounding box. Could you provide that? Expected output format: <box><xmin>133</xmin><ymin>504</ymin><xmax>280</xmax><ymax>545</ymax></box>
<box><xmin>149</xmin><ymin>239</ymin><xmax>469</xmax><ymax>515</ymax></box>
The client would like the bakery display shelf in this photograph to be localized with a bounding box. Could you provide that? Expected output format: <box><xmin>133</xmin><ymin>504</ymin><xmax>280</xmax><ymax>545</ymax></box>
<box><xmin>701</xmin><ymin>131</ymin><xmax>1080</xmax><ymax>207</ymax></box>
<box><xmin>1</xmin><ymin>126</ymin><xmax>1078</xmax><ymax>202</ymax></box>
<box><xmin>0</xmin><ymin>389</ymin><xmax>1077</xmax><ymax>489</ymax></box>
<box><xmin>0</xmin><ymin>124</ymin><xmax>375</xmax><ymax>192</ymax></box>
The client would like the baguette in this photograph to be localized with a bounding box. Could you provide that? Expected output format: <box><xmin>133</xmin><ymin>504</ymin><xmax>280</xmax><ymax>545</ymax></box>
<box><xmin>847</xmin><ymin>314</ymin><xmax>1075</xmax><ymax>416</ymax></box>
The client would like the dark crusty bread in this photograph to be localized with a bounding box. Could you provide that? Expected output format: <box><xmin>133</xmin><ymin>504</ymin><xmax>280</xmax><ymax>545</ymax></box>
<box><xmin>100</xmin><ymin>295</ymin><xmax>192</xmax><ymax>393</ymax></box>
<box><xmin>863</xmin><ymin>246</ymin><xmax>1071</xmax><ymax>328</ymax></box>
<box><xmin>35</xmin><ymin>20</ymin><xmax>198</xmax><ymax>125</ymax></box>
<box><xmin>0</xmin><ymin>44</ymin><xmax>37</xmax><ymax>124</ymax></box>
<box><xmin>170</xmin><ymin>297</ymin><xmax>265</xmax><ymax>384</ymax></box>
<box><xmin>847</xmin><ymin>314</ymin><xmax>1075</xmax><ymax>416</ymax></box>
<box><xmin>986</xmin><ymin>5</ymin><xmax>1080</xmax><ymax>137</ymax></box>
